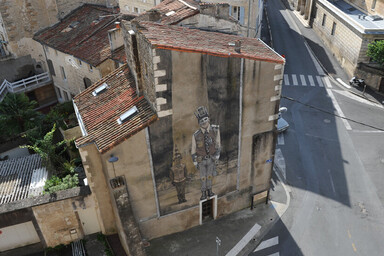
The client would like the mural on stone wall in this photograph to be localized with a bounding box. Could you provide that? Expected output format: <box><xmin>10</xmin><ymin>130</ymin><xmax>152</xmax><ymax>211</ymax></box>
<box><xmin>191</xmin><ymin>106</ymin><xmax>221</xmax><ymax>201</ymax></box>
<box><xmin>149</xmin><ymin>54</ymin><xmax>240</xmax><ymax>215</ymax></box>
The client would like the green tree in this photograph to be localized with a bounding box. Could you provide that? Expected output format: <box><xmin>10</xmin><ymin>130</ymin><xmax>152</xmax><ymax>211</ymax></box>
<box><xmin>21</xmin><ymin>124</ymin><xmax>68</xmax><ymax>173</ymax></box>
<box><xmin>0</xmin><ymin>93</ymin><xmax>41</xmax><ymax>136</ymax></box>
<box><xmin>367</xmin><ymin>40</ymin><xmax>384</xmax><ymax>66</ymax></box>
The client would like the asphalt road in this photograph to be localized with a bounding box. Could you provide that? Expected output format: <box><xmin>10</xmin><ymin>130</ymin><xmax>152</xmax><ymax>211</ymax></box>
<box><xmin>250</xmin><ymin>0</ymin><xmax>384</xmax><ymax>255</ymax></box>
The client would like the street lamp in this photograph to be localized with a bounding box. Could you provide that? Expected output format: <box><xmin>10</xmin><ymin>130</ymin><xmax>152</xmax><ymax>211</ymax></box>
<box><xmin>108</xmin><ymin>155</ymin><xmax>118</xmax><ymax>178</ymax></box>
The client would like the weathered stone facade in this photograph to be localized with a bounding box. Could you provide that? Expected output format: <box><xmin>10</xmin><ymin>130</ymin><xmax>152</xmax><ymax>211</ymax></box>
<box><xmin>119</xmin><ymin>0</ymin><xmax>161</xmax><ymax>15</ymax></box>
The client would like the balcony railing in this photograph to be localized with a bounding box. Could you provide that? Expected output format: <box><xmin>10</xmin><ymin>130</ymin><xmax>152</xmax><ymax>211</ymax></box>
<box><xmin>0</xmin><ymin>72</ymin><xmax>51</xmax><ymax>102</ymax></box>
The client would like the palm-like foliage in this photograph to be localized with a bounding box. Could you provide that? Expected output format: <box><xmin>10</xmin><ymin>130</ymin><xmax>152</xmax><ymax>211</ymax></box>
<box><xmin>0</xmin><ymin>93</ymin><xmax>40</xmax><ymax>136</ymax></box>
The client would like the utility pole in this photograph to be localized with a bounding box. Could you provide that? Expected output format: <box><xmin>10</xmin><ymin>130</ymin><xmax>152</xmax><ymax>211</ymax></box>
<box><xmin>216</xmin><ymin>236</ymin><xmax>221</xmax><ymax>256</ymax></box>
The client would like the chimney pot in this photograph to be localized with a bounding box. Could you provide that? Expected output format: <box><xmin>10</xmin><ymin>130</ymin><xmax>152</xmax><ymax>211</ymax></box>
<box><xmin>235</xmin><ymin>40</ymin><xmax>241</xmax><ymax>53</ymax></box>
<box><xmin>115</xmin><ymin>21</ymin><xmax>120</xmax><ymax>29</ymax></box>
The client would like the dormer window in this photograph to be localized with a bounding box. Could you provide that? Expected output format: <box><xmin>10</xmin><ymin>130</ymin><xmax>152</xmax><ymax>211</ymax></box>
<box><xmin>92</xmin><ymin>83</ymin><xmax>109</xmax><ymax>96</ymax></box>
<box><xmin>117</xmin><ymin>106</ymin><xmax>138</xmax><ymax>124</ymax></box>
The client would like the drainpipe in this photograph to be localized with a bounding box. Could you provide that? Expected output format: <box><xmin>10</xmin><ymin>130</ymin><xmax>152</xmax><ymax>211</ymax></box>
<box><xmin>247</xmin><ymin>0</ymin><xmax>251</xmax><ymax>37</ymax></box>
<box><xmin>236</xmin><ymin>57</ymin><xmax>244</xmax><ymax>191</ymax></box>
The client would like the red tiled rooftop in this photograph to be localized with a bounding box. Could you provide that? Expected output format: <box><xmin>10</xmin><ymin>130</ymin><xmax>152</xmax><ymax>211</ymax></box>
<box><xmin>111</xmin><ymin>46</ymin><xmax>127</xmax><ymax>63</ymax></box>
<box><xmin>34</xmin><ymin>4</ymin><xmax>119</xmax><ymax>66</ymax></box>
<box><xmin>137</xmin><ymin>22</ymin><xmax>285</xmax><ymax>64</ymax></box>
<box><xmin>134</xmin><ymin>0</ymin><xmax>199</xmax><ymax>25</ymax></box>
<box><xmin>74</xmin><ymin>64</ymin><xmax>157</xmax><ymax>153</ymax></box>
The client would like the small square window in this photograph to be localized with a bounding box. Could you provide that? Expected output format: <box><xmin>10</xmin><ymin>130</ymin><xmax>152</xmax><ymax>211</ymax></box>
<box><xmin>55</xmin><ymin>87</ymin><xmax>62</xmax><ymax>99</ymax></box>
<box><xmin>77</xmin><ymin>59</ymin><xmax>82</xmax><ymax>66</ymax></box>
<box><xmin>89</xmin><ymin>64</ymin><xmax>93</xmax><ymax>72</ymax></box>
<box><xmin>134</xmin><ymin>7</ymin><xmax>138</xmax><ymax>13</ymax></box>
<box><xmin>125</xmin><ymin>5</ymin><xmax>129</xmax><ymax>11</ymax></box>
<box><xmin>64</xmin><ymin>91</ymin><xmax>69</xmax><ymax>101</ymax></box>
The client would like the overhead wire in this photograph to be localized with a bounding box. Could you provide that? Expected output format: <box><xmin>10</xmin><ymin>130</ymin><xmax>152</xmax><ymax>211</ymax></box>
<box><xmin>281</xmin><ymin>95</ymin><xmax>384</xmax><ymax>132</ymax></box>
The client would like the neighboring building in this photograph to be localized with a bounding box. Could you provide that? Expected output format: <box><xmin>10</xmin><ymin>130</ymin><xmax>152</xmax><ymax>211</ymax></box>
<box><xmin>293</xmin><ymin>0</ymin><xmax>384</xmax><ymax>91</ymax></box>
<box><xmin>33</xmin><ymin>4</ymin><xmax>130</xmax><ymax>102</ymax></box>
<box><xmin>119</xmin><ymin>0</ymin><xmax>161</xmax><ymax>14</ymax></box>
<box><xmin>73</xmin><ymin>20</ymin><xmax>284</xmax><ymax>255</ymax></box>
<box><xmin>119</xmin><ymin>0</ymin><xmax>264</xmax><ymax>37</ymax></box>
<box><xmin>0</xmin><ymin>153</ymin><xmax>100</xmax><ymax>254</ymax></box>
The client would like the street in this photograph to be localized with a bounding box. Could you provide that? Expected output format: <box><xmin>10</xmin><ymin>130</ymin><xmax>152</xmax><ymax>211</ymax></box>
<box><xmin>250</xmin><ymin>0</ymin><xmax>384</xmax><ymax>255</ymax></box>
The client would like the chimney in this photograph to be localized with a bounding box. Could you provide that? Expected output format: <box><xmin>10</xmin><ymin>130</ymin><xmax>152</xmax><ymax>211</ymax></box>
<box><xmin>148</xmin><ymin>9</ymin><xmax>161</xmax><ymax>22</ymax></box>
<box><xmin>115</xmin><ymin>21</ymin><xmax>121</xmax><ymax>29</ymax></box>
<box><xmin>235</xmin><ymin>40</ymin><xmax>241</xmax><ymax>53</ymax></box>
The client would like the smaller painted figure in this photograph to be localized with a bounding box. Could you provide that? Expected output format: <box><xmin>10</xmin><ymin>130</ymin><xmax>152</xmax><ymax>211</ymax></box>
<box><xmin>170</xmin><ymin>148</ymin><xmax>187</xmax><ymax>204</ymax></box>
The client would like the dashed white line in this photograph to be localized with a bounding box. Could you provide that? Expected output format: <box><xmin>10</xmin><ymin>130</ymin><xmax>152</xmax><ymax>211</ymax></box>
<box><xmin>323</xmin><ymin>76</ymin><xmax>332</xmax><ymax>88</ymax></box>
<box><xmin>277</xmin><ymin>133</ymin><xmax>285</xmax><ymax>145</ymax></box>
<box><xmin>316</xmin><ymin>76</ymin><xmax>324</xmax><ymax>87</ymax></box>
<box><xmin>308</xmin><ymin>75</ymin><xmax>315</xmax><ymax>86</ymax></box>
<box><xmin>292</xmin><ymin>74</ymin><xmax>298</xmax><ymax>86</ymax></box>
<box><xmin>254</xmin><ymin>236</ymin><xmax>279</xmax><ymax>252</ymax></box>
<box><xmin>328</xmin><ymin>169</ymin><xmax>336</xmax><ymax>194</ymax></box>
<box><xmin>300</xmin><ymin>75</ymin><xmax>307</xmax><ymax>86</ymax></box>
<box><xmin>284</xmin><ymin>74</ymin><xmax>290</xmax><ymax>86</ymax></box>
<box><xmin>326</xmin><ymin>88</ymin><xmax>352</xmax><ymax>130</ymax></box>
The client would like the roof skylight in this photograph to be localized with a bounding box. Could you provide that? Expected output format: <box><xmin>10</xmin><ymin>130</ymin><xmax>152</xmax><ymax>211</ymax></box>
<box><xmin>117</xmin><ymin>106</ymin><xmax>138</xmax><ymax>124</ymax></box>
<box><xmin>166</xmin><ymin>11</ymin><xmax>176</xmax><ymax>16</ymax></box>
<box><xmin>92</xmin><ymin>83</ymin><xmax>109</xmax><ymax>96</ymax></box>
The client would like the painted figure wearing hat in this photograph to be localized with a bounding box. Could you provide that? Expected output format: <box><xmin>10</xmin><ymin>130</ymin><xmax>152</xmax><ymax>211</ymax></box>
<box><xmin>191</xmin><ymin>106</ymin><xmax>221</xmax><ymax>200</ymax></box>
<box><xmin>170</xmin><ymin>146</ymin><xmax>187</xmax><ymax>204</ymax></box>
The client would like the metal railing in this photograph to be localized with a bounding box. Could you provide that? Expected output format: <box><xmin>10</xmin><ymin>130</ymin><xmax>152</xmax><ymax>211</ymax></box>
<box><xmin>0</xmin><ymin>72</ymin><xmax>51</xmax><ymax>102</ymax></box>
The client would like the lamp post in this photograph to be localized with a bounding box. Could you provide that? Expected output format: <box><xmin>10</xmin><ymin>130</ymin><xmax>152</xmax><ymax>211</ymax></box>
<box><xmin>108</xmin><ymin>155</ymin><xmax>119</xmax><ymax>178</ymax></box>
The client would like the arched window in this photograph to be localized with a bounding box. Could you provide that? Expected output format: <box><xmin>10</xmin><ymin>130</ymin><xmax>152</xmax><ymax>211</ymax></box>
<box><xmin>83</xmin><ymin>77</ymin><xmax>92</xmax><ymax>89</ymax></box>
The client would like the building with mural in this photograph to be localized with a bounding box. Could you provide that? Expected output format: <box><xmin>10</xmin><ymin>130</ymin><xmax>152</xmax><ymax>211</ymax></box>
<box><xmin>73</xmin><ymin>18</ymin><xmax>285</xmax><ymax>255</ymax></box>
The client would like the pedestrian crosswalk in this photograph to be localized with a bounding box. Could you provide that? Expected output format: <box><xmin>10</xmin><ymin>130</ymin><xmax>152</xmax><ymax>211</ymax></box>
<box><xmin>252</xmin><ymin>236</ymin><xmax>280</xmax><ymax>256</ymax></box>
<box><xmin>283</xmin><ymin>74</ymin><xmax>332</xmax><ymax>88</ymax></box>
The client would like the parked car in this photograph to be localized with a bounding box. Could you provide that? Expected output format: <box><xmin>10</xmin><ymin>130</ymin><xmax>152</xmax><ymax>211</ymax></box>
<box><xmin>277</xmin><ymin>107</ymin><xmax>289</xmax><ymax>133</ymax></box>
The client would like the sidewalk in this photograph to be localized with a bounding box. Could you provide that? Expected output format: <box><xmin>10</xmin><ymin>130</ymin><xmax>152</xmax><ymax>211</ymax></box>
<box><xmin>145</xmin><ymin>169</ymin><xmax>288</xmax><ymax>256</ymax></box>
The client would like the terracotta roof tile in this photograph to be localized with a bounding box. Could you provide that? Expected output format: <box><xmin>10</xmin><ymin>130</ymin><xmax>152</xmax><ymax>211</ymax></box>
<box><xmin>134</xmin><ymin>0</ymin><xmax>199</xmax><ymax>25</ymax></box>
<box><xmin>111</xmin><ymin>46</ymin><xmax>127</xmax><ymax>63</ymax></box>
<box><xmin>74</xmin><ymin>64</ymin><xmax>157</xmax><ymax>153</ymax></box>
<box><xmin>34</xmin><ymin>4</ymin><xmax>119</xmax><ymax>66</ymax></box>
<box><xmin>138</xmin><ymin>22</ymin><xmax>285</xmax><ymax>64</ymax></box>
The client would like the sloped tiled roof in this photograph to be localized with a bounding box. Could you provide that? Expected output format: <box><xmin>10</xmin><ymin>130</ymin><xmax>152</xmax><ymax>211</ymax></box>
<box><xmin>137</xmin><ymin>22</ymin><xmax>285</xmax><ymax>64</ymax></box>
<box><xmin>134</xmin><ymin>0</ymin><xmax>199</xmax><ymax>25</ymax></box>
<box><xmin>34</xmin><ymin>4</ymin><xmax>119</xmax><ymax>66</ymax></box>
<box><xmin>74</xmin><ymin>64</ymin><xmax>157</xmax><ymax>153</ymax></box>
<box><xmin>111</xmin><ymin>46</ymin><xmax>127</xmax><ymax>64</ymax></box>
<box><xmin>0</xmin><ymin>154</ymin><xmax>47</xmax><ymax>204</ymax></box>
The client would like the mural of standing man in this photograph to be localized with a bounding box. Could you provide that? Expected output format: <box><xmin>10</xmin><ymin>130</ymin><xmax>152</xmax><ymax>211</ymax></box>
<box><xmin>191</xmin><ymin>106</ymin><xmax>221</xmax><ymax>200</ymax></box>
<box><xmin>170</xmin><ymin>146</ymin><xmax>187</xmax><ymax>204</ymax></box>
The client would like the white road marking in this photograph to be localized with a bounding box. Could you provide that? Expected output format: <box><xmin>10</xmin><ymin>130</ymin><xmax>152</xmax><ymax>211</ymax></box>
<box><xmin>308</xmin><ymin>75</ymin><xmax>315</xmax><ymax>86</ymax></box>
<box><xmin>292</xmin><ymin>74</ymin><xmax>298</xmax><ymax>86</ymax></box>
<box><xmin>316</xmin><ymin>76</ymin><xmax>324</xmax><ymax>87</ymax></box>
<box><xmin>277</xmin><ymin>133</ymin><xmax>285</xmax><ymax>145</ymax></box>
<box><xmin>323</xmin><ymin>76</ymin><xmax>332</xmax><ymax>88</ymax></box>
<box><xmin>300</xmin><ymin>75</ymin><xmax>307</xmax><ymax>86</ymax></box>
<box><xmin>274</xmin><ymin>149</ymin><xmax>286</xmax><ymax>180</ymax></box>
<box><xmin>284</xmin><ymin>74</ymin><xmax>290</xmax><ymax>85</ymax></box>
<box><xmin>326</xmin><ymin>88</ymin><xmax>352</xmax><ymax>130</ymax></box>
<box><xmin>225</xmin><ymin>223</ymin><xmax>261</xmax><ymax>256</ymax></box>
<box><xmin>254</xmin><ymin>236</ymin><xmax>279</xmax><ymax>252</ymax></box>
<box><xmin>352</xmin><ymin>130</ymin><xmax>384</xmax><ymax>133</ymax></box>
<box><xmin>328</xmin><ymin>169</ymin><xmax>336</xmax><ymax>194</ymax></box>
<box><xmin>332</xmin><ymin>89</ymin><xmax>383</xmax><ymax>109</ymax></box>
<box><xmin>336</xmin><ymin>78</ymin><xmax>351</xmax><ymax>89</ymax></box>
<box><xmin>267</xmin><ymin>253</ymin><xmax>280</xmax><ymax>256</ymax></box>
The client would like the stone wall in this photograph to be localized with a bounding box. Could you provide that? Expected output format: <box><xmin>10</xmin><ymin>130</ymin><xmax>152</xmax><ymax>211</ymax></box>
<box><xmin>119</xmin><ymin>0</ymin><xmax>160</xmax><ymax>15</ymax></box>
<box><xmin>0</xmin><ymin>0</ymin><xmax>58</xmax><ymax>58</ymax></box>
<box><xmin>43</xmin><ymin>45</ymin><xmax>102</xmax><ymax>101</ymax></box>
<box><xmin>56</xmin><ymin>0</ymin><xmax>118</xmax><ymax>20</ymax></box>
<box><xmin>312</xmin><ymin>2</ymin><xmax>364</xmax><ymax>77</ymax></box>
